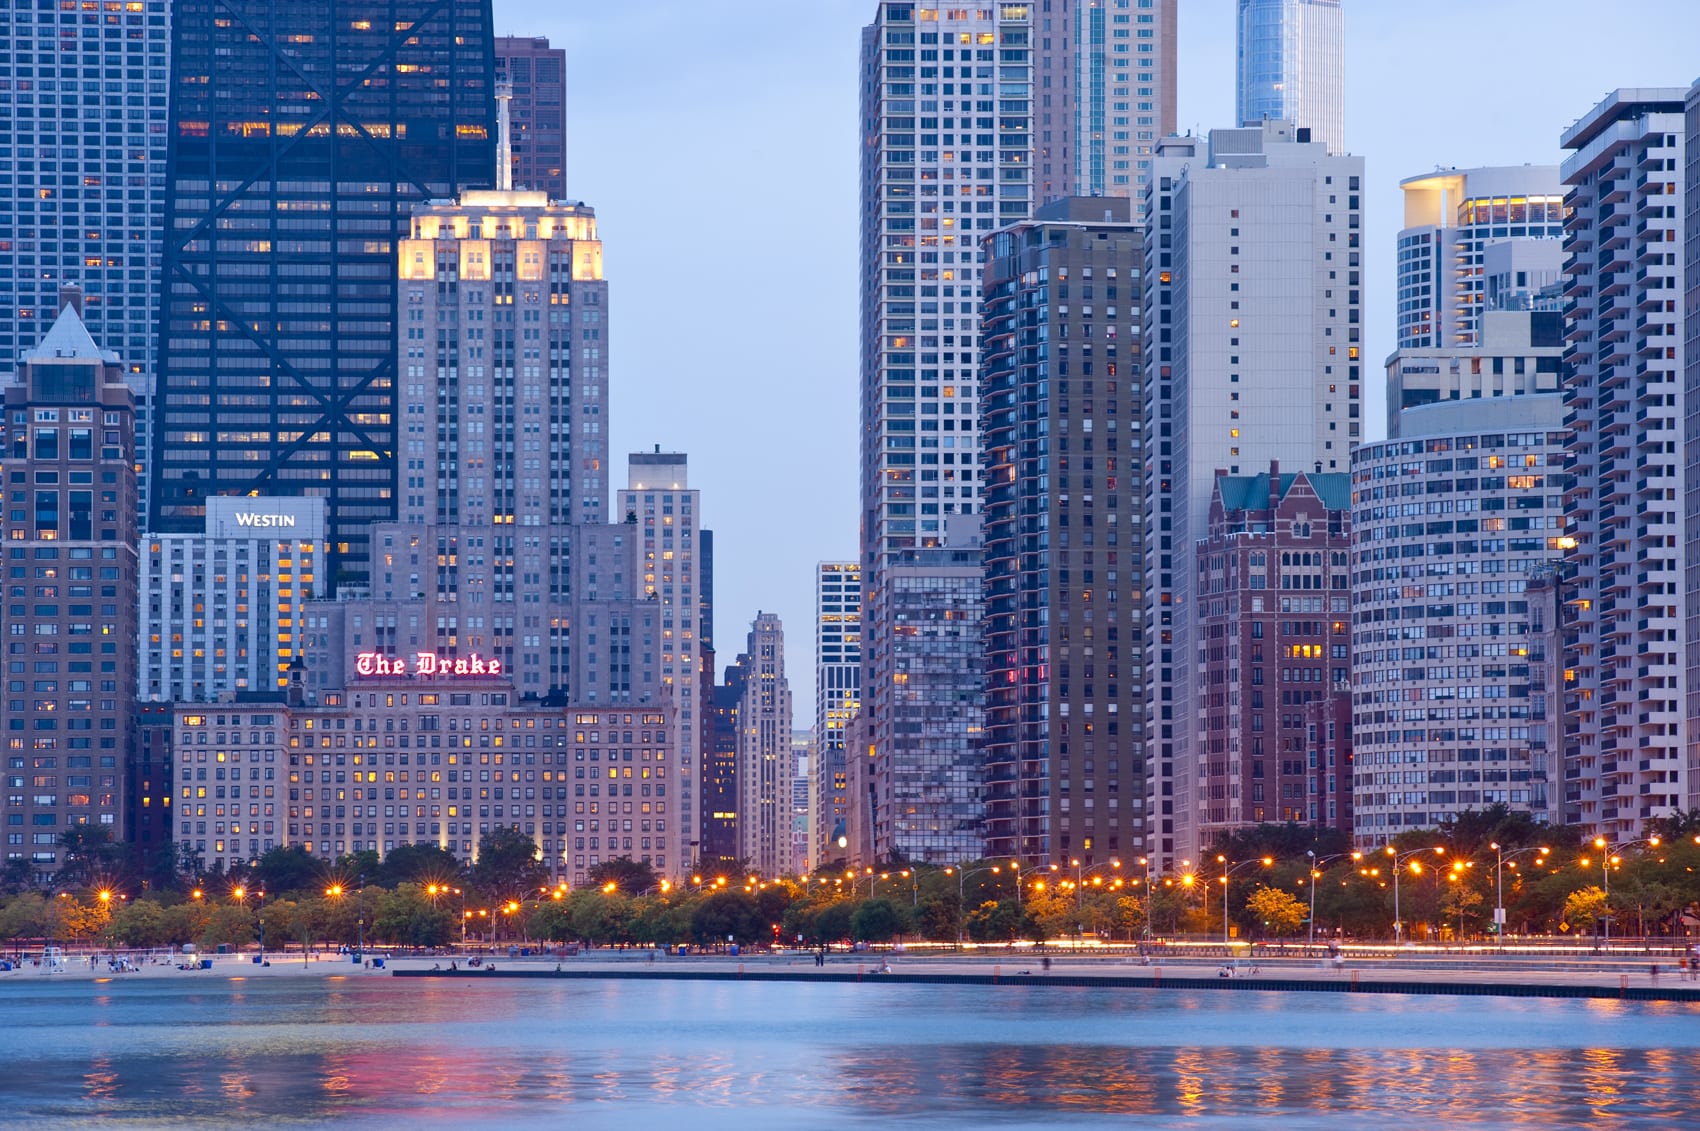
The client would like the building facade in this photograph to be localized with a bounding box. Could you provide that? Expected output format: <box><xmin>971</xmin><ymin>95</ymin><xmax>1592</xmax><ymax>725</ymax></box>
<box><xmin>2</xmin><ymin>296</ymin><xmax>138</xmax><ymax>883</ymax></box>
<box><xmin>495</xmin><ymin>36</ymin><xmax>567</xmax><ymax>200</ymax></box>
<box><xmin>734</xmin><ymin>613</ymin><xmax>790</xmax><ymax>878</ymax></box>
<box><xmin>858</xmin><ymin>526</ymin><xmax>986</xmax><ymax>865</ymax></box>
<box><xmin>152</xmin><ymin>0</ymin><xmax>496</xmax><ymax>576</ymax></box>
<box><xmin>1350</xmin><ymin>396</ymin><xmax>1566</xmax><ymax>846</ymax></box>
<box><xmin>1384</xmin><ymin>309</ymin><xmax>1564</xmax><ymax>438</ymax></box>
<box><xmin>814</xmin><ymin>561</ymin><xmax>860</xmax><ymax>864</ymax></box>
<box><xmin>981</xmin><ymin>197</ymin><xmax>1147</xmax><ymax>867</ymax></box>
<box><xmin>1142</xmin><ymin>120</ymin><xmax>1363</xmax><ymax>866</ymax></box>
<box><xmin>1034</xmin><ymin>0</ymin><xmax>1177</xmax><ymax>208</ymax></box>
<box><xmin>1235</xmin><ymin>0</ymin><xmax>1344</xmax><ymax>155</ymax></box>
<box><xmin>1395</xmin><ymin>166</ymin><xmax>1564</xmax><ymax>350</ymax></box>
<box><xmin>175</xmin><ymin>671</ymin><xmax>672</xmax><ymax>882</ymax></box>
<box><xmin>1684</xmin><ymin>79</ymin><xmax>1700</xmax><ymax>816</ymax></box>
<box><xmin>1194</xmin><ymin>466</ymin><xmax>1349</xmax><ymax>846</ymax></box>
<box><xmin>140</xmin><ymin>497</ymin><xmax>327</xmax><ymax>703</ymax></box>
<box><xmin>791</xmin><ymin>729</ymin><xmax>812</xmax><ymax>875</ymax></box>
<box><xmin>1560</xmin><ymin>89</ymin><xmax>1689</xmax><ymax>841</ymax></box>
<box><xmin>702</xmin><ymin>662</ymin><xmax>743</xmax><ymax>867</ymax></box>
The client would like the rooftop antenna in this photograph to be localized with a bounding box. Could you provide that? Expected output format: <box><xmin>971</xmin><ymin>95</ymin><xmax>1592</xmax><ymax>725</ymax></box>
<box><xmin>495</xmin><ymin>80</ymin><xmax>514</xmax><ymax>192</ymax></box>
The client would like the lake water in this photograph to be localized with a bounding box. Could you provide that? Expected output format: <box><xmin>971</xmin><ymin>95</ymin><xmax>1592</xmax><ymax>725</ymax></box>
<box><xmin>1</xmin><ymin>975</ymin><xmax>1696</xmax><ymax>1128</ymax></box>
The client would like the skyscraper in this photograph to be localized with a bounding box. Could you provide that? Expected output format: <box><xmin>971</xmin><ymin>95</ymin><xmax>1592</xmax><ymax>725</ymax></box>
<box><xmin>1562</xmin><ymin>88</ymin><xmax>1690</xmax><ymax>840</ymax></box>
<box><xmin>1034</xmin><ymin>0</ymin><xmax>1178</xmax><ymax>208</ymax></box>
<box><xmin>1236</xmin><ymin>0</ymin><xmax>1344</xmax><ymax>155</ymax></box>
<box><xmin>2</xmin><ymin>292</ymin><xmax>138</xmax><ymax>884</ymax></box>
<box><xmin>152</xmin><ymin>0</ymin><xmax>496</xmax><ymax>575</ymax></box>
<box><xmin>735</xmin><ymin>613</ymin><xmax>791</xmax><ymax>877</ymax></box>
<box><xmin>814</xmin><ymin>562</ymin><xmax>860</xmax><ymax>865</ymax></box>
<box><xmin>1685</xmin><ymin>79</ymin><xmax>1700</xmax><ymax>817</ymax></box>
<box><xmin>981</xmin><ymin>197</ymin><xmax>1147</xmax><ymax>867</ymax></box>
<box><xmin>1142</xmin><ymin>120</ymin><xmax>1363</xmax><ymax>866</ymax></box>
<box><xmin>1395</xmin><ymin>166</ymin><xmax>1565</xmax><ymax>350</ymax></box>
<box><xmin>0</xmin><ymin>0</ymin><xmax>168</xmax><ymax>522</ymax></box>
<box><xmin>495</xmin><ymin>36</ymin><xmax>568</xmax><ymax>200</ymax></box>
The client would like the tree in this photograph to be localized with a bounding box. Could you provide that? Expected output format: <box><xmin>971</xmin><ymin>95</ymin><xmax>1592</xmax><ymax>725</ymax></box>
<box><xmin>57</xmin><ymin>825</ymin><xmax>118</xmax><ymax>890</ymax></box>
<box><xmin>2</xmin><ymin>858</ymin><xmax>34</xmax><ymax>896</ymax></box>
<box><xmin>1441</xmin><ymin>881</ymin><xmax>1485</xmax><ymax>939</ymax></box>
<box><xmin>850</xmin><ymin>898</ymin><xmax>907</xmax><ymax>943</ymax></box>
<box><xmin>813</xmin><ymin>900</ymin><xmax>855</xmax><ymax>944</ymax></box>
<box><xmin>965</xmin><ymin>899</ymin><xmax>1023</xmax><ymax>943</ymax></box>
<box><xmin>1562</xmin><ymin>886</ymin><xmax>1610</xmax><ymax>934</ymax></box>
<box><xmin>109</xmin><ymin>899</ymin><xmax>174</xmax><ymax>949</ymax></box>
<box><xmin>689</xmin><ymin>890</ymin><xmax>763</xmax><ymax>947</ymax></box>
<box><xmin>1245</xmin><ymin>886</ymin><xmax>1306</xmax><ymax>937</ymax></box>
<box><xmin>377</xmin><ymin>843</ymin><xmax>461</xmax><ymax>888</ymax></box>
<box><xmin>1115</xmin><ymin>895</ymin><xmax>1147</xmax><ymax>940</ymax></box>
<box><xmin>587</xmin><ymin>857</ymin><xmax>658</xmax><ymax>895</ymax></box>
<box><xmin>198</xmin><ymin>904</ymin><xmax>257</xmax><ymax>951</ymax></box>
<box><xmin>567</xmin><ymin>889</ymin><xmax>632</xmax><ymax>948</ymax></box>
<box><xmin>471</xmin><ymin>826</ymin><xmax>547</xmax><ymax>898</ymax></box>
<box><xmin>251</xmin><ymin>846</ymin><xmax>324</xmax><ymax>896</ymax></box>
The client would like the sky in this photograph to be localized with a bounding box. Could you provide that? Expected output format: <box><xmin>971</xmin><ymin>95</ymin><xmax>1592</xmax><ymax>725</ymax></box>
<box><xmin>505</xmin><ymin>0</ymin><xmax>1698</xmax><ymax>718</ymax></box>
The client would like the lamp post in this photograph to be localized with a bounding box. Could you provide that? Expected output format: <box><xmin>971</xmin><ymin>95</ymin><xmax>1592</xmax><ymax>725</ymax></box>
<box><xmin>1386</xmin><ymin>845</ymin><xmax>1446</xmax><ymax>945</ymax></box>
<box><xmin>1589</xmin><ymin>836</ymin><xmax>1660</xmax><ymax>947</ymax></box>
<box><xmin>944</xmin><ymin>863</ymin><xmax>1010</xmax><ymax>947</ymax></box>
<box><xmin>1305</xmin><ymin>850</ymin><xmax>1362</xmax><ymax>946</ymax></box>
<box><xmin>1217</xmin><ymin>855</ymin><xmax>1273</xmax><ymax>945</ymax></box>
<box><xmin>1488</xmin><ymin>842</ymin><xmax>1549</xmax><ymax>943</ymax></box>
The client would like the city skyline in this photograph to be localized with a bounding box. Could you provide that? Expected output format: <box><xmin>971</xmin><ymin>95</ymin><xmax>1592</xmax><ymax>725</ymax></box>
<box><xmin>512</xmin><ymin>0</ymin><xmax>1697</xmax><ymax>715</ymax></box>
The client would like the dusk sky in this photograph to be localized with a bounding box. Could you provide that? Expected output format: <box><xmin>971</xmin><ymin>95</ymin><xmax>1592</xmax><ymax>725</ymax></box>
<box><xmin>507</xmin><ymin>0</ymin><xmax>1697</xmax><ymax>714</ymax></box>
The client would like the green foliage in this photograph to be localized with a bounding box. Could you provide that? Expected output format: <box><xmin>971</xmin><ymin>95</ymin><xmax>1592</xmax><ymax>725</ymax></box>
<box><xmin>108</xmin><ymin>899</ymin><xmax>174</xmax><ymax>948</ymax></box>
<box><xmin>197</xmin><ymin>904</ymin><xmax>257</xmax><ymax>951</ymax></box>
<box><xmin>370</xmin><ymin>884</ymin><xmax>457</xmax><ymax>947</ymax></box>
<box><xmin>813</xmin><ymin>900</ymin><xmax>855</xmax><ymax>944</ymax></box>
<box><xmin>587</xmin><ymin>857</ymin><xmax>658</xmax><ymax>895</ymax></box>
<box><xmin>850</xmin><ymin>898</ymin><xmax>908</xmax><ymax>943</ymax></box>
<box><xmin>965</xmin><ymin>899</ymin><xmax>1023</xmax><ymax>943</ymax></box>
<box><xmin>1561</xmin><ymin>886</ymin><xmax>1609</xmax><ymax>933</ymax></box>
<box><xmin>471</xmin><ymin>826</ymin><xmax>548</xmax><ymax>897</ymax></box>
<box><xmin>1208</xmin><ymin>823</ymin><xmax>1351</xmax><ymax>868</ymax></box>
<box><xmin>375</xmin><ymin>843</ymin><xmax>461</xmax><ymax>888</ymax></box>
<box><xmin>1245</xmin><ymin>886</ymin><xmax>1306</xmax><ymax>937</ymax></box>
<box><xmin>251</xmin><ymin>846</ymin><xmax>324</xmax><ymax>896</ymax></box>
<box><xmin>690</xmin><ymin>890</ymin><xmax>764</xmax><ymax>947</ymax></box>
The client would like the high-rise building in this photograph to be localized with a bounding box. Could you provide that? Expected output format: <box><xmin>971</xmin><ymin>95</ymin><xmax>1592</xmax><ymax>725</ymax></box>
<box><xmin>1350</xmin><ymin>396</ymin><xmax>1566</xmax><ymax>846</ymax></box>
<box><xmin>981</xmin><ymin>197</ymin><xmax>1147</xmax><ymax>867</ymax></box>
<box><xmin>735</xmin><ymin>613</ymin><xmax>791</xmax><ymax>877</ymax></box>
<box><xmin>152</xmin><ymin>0</ymin><xmax>495</xmax><ymax>576</ymax></box>
<box><xmin>617</xmin><ymin>450</ymin><xmax>702</xmax><ymax>858</ymax></box>
<box><xmin>1236</xmin><ymin>0</ymin><xmax>1344</xmax><ymax>155</ymax></box>
<box><xmin>139</xmin><ymin>497</ymin><xmax>327</xmax><ymax>703</ymax></box>
<box><xmin>1035</xmin><ymin>0</ymin><xmax>1178</xmax><ymax>208</ymax></box>
<box><xmin>702</xmin><ymin>661</ymin><xmax>743</xmax><ymax>867</ymax></box>
<box><xmin>1195</xmin><ymin>465</ymin><xmax>1350</xmax><ymax>843</ymax></box>
<box><xmin>1561</xmin><ymin>88</ymin><xmax>1689</xmax><ymax>841</ymax></box>
<box><xmin>495</xmin><ymin>36</ymin><xmax>568</xmax><ymax>200</ymax></box>
<box><xmin>1384</xmin><ymin>308</ymin><xmax>1564</xmax><ymax>438</ymax></box>
<box><xmin>1395</xmin><ymin>167</ymin><xmax>1565</xmax><ymax>350</ymax></box>
<box><xmin>1142</xmin><ymin>120</ymin><xmax>1363</xmax><ymax>866</ymax></box>
<box><xmin>814</xmin><ymin>562</ymin><xmax>860</xmax><ymax>864</ymax></box>
<box><xmin>2</xmin><ymin>293</ymin><xmax>138</xmax><ymax>884</ymax></box>
<box><xmin>1686</xmin><ymin>79</ymin><xmax>1700</xmax><ymax>816</ymax></box>
<box><xmin>0</xmin><ymin>0</ymin><xmax>168</xmax><ymax>526</ymax></box>
<box><xmin>855</xmin><ymin>521</ymin><xmax>986</xmax><ymax>865</ymax></box>
<box><xmin>791</xmin><ymin>730</ymin><xmax>813</xmax><ymax>875</ymax></box>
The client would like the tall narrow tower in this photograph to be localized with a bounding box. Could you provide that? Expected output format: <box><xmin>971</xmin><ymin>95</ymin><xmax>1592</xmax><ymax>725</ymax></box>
<box><xmin>1236</xmin><ymin>0</ymin><xmax>1345</xmax><ymax>155</ymax></box>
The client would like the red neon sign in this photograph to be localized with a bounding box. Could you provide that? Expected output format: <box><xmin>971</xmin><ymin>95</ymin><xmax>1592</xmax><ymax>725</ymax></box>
<box><xmin>354</xmin><ymin>651</ymin><xmax>503</xmax><ymax>678</ymax></box>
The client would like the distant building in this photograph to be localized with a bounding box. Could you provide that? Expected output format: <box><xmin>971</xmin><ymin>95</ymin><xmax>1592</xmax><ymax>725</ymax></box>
<box><xmin>814</xmin><ymin>562</ymin><xmax>860</xmax><ymax>866</ymax></box>
<box><xmin>1384</xmin><ymin>309</ymin><xmax>1564</xmax><ymax>438</ymax></box>
<box><xmin>2</xmin><ymin>293</ymin><xmax>138</xmax><ymax>883</ymax></box>
<box><xmin>1686</xmin><ymin>79</ymin><xmax>1700</xmax><ymax>816</ymax></box>
<box><xmin>140</xmin><ymin>497</ymin><xmax>327</xmax><ymax>703</ymax></box>
<box><xmin>495</xmin><ymin>36</ymin><xmax>568</xmax><ymax>200</ymax></box>
<box><xmin>1395</xmin><ymin>166</ymin><xmax>1564</xmax><ymax>350</ymax></box>
<box><xmin>702</xmin><ymin>665</ymin><xmax>743</xmax><ymax>867</ymax></box>
<box><xmin>981</xmin><ymin>198</ymin><xmax>1147</xmax><ymax>867</ymax></box>
<box><xmin>1350</xmin><ymin>396</ymin><xmax>1566</xmax><ymax>846</ymax></box>
<box><xmin>735</xmin><ymin>613</ymin><xmax>791</xmax><ymax>877</ymax></box>
<box><xmin>791</xmin><ymin>730</ymin><xmax>812</xmax><ymax>875</ymax></box>
<box><xmin>1194</xmin><ymin>465</ymin><xmax>1350</xmax><ymax>845</ymax></box>
<box><xmin>1236</xmin><ymin>0</ymin><xmax>1345</xmax><ymax>154</ymax></box>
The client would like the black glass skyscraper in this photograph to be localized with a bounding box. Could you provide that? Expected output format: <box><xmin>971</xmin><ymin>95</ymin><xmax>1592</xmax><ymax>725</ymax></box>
<box><xmin>153</xmin><ymin>0</ymin><xmax>495</xmax><ymax>576</ymax></box>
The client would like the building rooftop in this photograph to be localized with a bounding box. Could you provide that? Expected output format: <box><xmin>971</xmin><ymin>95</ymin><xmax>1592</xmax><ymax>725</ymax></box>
<box><xmin>22</xmin><ymin>301</ymin><xmax>119</xmax><ymax>366</ymax></box>
<box><xmin>1216</xmin><ymin>470</ymin><xmax>1351</xmax><ymax>514</ymax></box>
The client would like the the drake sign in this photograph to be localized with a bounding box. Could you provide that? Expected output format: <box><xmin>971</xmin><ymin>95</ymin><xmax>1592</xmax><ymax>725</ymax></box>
<box><xmin>354</xmin><ymin>651</ymin><xmax>503</xmax><ymax>678</ymax></box>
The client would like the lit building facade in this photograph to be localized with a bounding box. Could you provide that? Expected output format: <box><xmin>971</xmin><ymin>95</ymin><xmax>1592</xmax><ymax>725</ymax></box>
<box><xmin>175</xmin><ymin>673</ymin><xmax>672</xmax><ymax>882</ymax></box>
<box><xmin>1034</xmin><ymin>0</ymin><xmax>1177</xmax><ymax>208</ymax></box>
<box><xmin>1350</xmin><ymin>396</ymin><xmax>1566</xmax><ymax>846</ymax></box>
<box><xmin>2</xmin><ymin>296</ymin><xmax>138</xmax><ymax>883</ymax></box>
<box><xmin>981</xmin><ymin>197</ymin><xmax>1146</xmax><ymax>866</ymax></box>
<box><xmin>814</xmin><ymin>561</ymin><xmax>860</xmax><ymax>864</ymax></box>
<box><xmin>495</xmin><ymin>36</ymin><xmax>567</xmax><ymax>200</ymax></box>
<box><xmin>791</xmin><ymin>729</ymin><xmax>812</xmax><ymax>875</ymax></box>
<box><xmin>0</xmin><ymin>0</ymin><xmax>167</xmax><ymax>525</ymax></box>
<box><xmin>1395</xmin><ymin>166</ymin><xmax>1564</xmax><ymax>350</ymax></box>
<box><xmin>1194</xmin><ymin>466</ymin><xmax>1349</xmax><ymax>845</ymax></box>
<box><xmin>1560</xmin><ymin>88</ymin><xmax>1690</xmax><ymax>840</ymax></box>
<box><xmin>140</xmin><ymin>496</ymin><xmax>327</xmax><ymax>703</ymax></box>
<box><xmin>734</xmin><ymin>613</ymin><xmax>790</xmax><ymax>878</ymax></box>
<box><xmin>152</xmin><ymin>0</ymin><xmax>495</xmax><ymax>576</ymax></box>
<box><xmin>1142</xmin><ymin>120</ymin><xmax>1363</xmax><ymax>866</ymax></box>
<box><xmin>1687</xmin><ymin>79</ymin><xmax>1700</xmax><ymax>815</ymax></box>
<box><xmin>1236</xmin><ymin>0</ymin><xmax>1344</xmax><ymax>155</ymax></box>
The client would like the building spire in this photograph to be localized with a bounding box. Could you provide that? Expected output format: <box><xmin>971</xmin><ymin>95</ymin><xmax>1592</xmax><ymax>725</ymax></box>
<box><xmin>495</xmin><ymin>80</ymin><xmax>514</xmax><ymax>192</ymax></box>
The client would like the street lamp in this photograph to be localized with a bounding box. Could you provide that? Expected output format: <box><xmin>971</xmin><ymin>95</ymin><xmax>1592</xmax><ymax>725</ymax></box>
<box><xmin>1217</xmin><ymin>855</ymin><xmax>1273</xmax><ymax>945</ymax></box>
<box><xmin>943</xmin><ymin>863</ymin><xmax>1011</xmax><ymax>947</ymax></box>
<box><xmin>1587</xmin><ymin>836</ymin><xmax>1660</xmax><ymax>947</ymax></box>
<box><xmin>1386</xmin><ymin>845</ymin><xmax>1446</xmax><ymax>945</ymax></box>
<box><xmin>1488</xmin><ymin>842</ymin><xmax>1549</xmax><ymax>942</ymax></box>
<box><xmin>1304</xmin><ymin>850</ymin><xmax>1362</xmax><ymax>946</ymax></box>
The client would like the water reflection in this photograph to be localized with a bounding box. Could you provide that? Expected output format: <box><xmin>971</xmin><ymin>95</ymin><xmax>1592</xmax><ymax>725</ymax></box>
<box><xmin>1</xmin><ymin>979</ymin><xmax>1696</xmax><ymax>1128</ymax></box>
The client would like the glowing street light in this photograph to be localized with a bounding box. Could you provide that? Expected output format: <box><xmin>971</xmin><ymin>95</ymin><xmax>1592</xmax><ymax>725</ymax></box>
<box><xmin>1488</xmin><ymin>842</ymin><xmax>1548</xmax><ymax>942</ymax></box>
<box><xmin>1385</xmin><ymin>845</ymin><xmax>1446</xmax><ymax>944</ymax></box>
<box><xmin>1217</xmin><ymin>855</ymin><xmax>1273</xmax><ymax>945</ymax></box>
